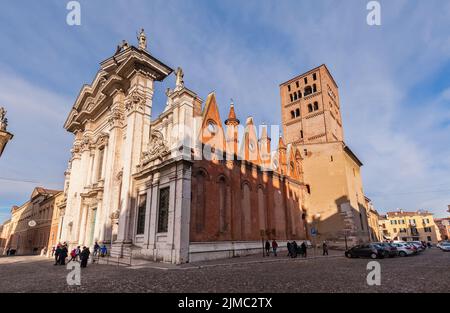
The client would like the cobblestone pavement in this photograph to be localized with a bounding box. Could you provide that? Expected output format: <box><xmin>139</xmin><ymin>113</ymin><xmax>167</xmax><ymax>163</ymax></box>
<box><xmin>0</xmin><ymin>248</ymin><xmax>449</xmax><ymax>293</ymax></box>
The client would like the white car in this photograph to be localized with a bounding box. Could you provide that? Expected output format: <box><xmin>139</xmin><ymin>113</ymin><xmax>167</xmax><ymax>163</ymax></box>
<box><xmin>439</xmin><ymin>242</ymin><xmax>450</xmax><ymax>252</ymax></box>
<box><xmin>391</xmin><ymin>242</ymin><xmax>415</xmax><ymax>257</ymax></box>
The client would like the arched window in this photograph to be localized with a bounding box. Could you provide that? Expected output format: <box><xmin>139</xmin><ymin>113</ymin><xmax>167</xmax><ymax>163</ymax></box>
<box><xmin>257</xmin><ymin>187</ymin><xmax>267</xmax><ymax>232</ymax></box>
<box><xmin>308</xmin><ymin>104</ymin><xmax>313</xmax><ymax>113</ymax></box>
<box><xmin>293</xmin><ymin>92</ymin><xmax>298</xmax><ymax>101</ymax></box>
<box><xmin>295</xmin><ymin>108</ymin><xmax>300</xmax><ymax>117</ymax></box>
<box><xmin>241</xmin><ymin>182</ymin><xmax>252</xmax><ymax>238</ymax></box>
<box><xmin>304</xmin><ymin>86</ymin><xmax>312</xmax><ymax>96</ymax></box>
<box><xmin>291</xmin><ymin>111</ymin><xmax>295</xmax><ymax>119</ymax></box>
<box><xmin>289</xmin><ymin>94</ymin><xmax>293</xmax><ymax>102</ymax></box>
<box><xmin>297</xmin><ymin>90</ymin><xmax>302</xmax><ymax>99</ymax></box>
<box><xmin>218</xmin><ymin>176</ymin><xmax>227</xmax><ymax>232</ymax></box>
<box><xmin>194</xmin><ymin>170</ymin><xmax>207</xmax><ymax>233</ymax></box>
<box><xmin>314</xmin><ymin>101</ymin><xmax>319</xmax><ymax>111</ymax></box>
<box><xmin>312</xmin><ymin>84</ymin><xmax>317</xmax><ymax>93</ymax></box>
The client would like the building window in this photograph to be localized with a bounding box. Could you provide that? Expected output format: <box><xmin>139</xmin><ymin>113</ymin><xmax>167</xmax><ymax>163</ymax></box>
<box><xmin>157</xmin><ymin>187</ymin><xmax>170</xmax><ymax>233</ymax></box>
<box><xmin>218</xmin><ymin>177</ymin><xmax>227</xmax><ymax>232</ymax></box>
<box><xmin>295</xmin><ymin>81</ymin><xmax>299</xmax><ymax>88</ymax></box>
<box><xmin>293</xmin><ymin>92</ymin><xmax>298</xmax><ymax>101</ymax></box>
<box><xmin>289</xmin><ymin>94</ymin><xmax>293</xmax><ymax>102</ymax></box>
<box><xmin>427</xmin><ymin>236</ymin><xmax>432</xmax><ymax>242</ymax></box>
<box><xmin>304</xmin><ymin>77</ymin><xmax>308</xmax><ymax>84</ymax></box>
<box><xmin>291</xmin><ymin>111</ymin><xmax>295</xmax><ymax>119</ymax></box>
<box><xmin>297</xmin><ymin>90</ymin><xmax>302</xmax><ymax>99</ymax></box>
<box><xmin>300</xmin><ymin>130</ymin><xmax>303</xmax><ymax>139</ymax></box>
<box><xmin>306</xmin><ymin>184</ymin><xmax>311</xmax><ymax>194</ymax></box>
<box><xmin>313</xmin><ymin>101</ymin><xmax>319</xmax><ymax>111</ymax></box>
<box><xmin>295</xmin><ymin>108</ymin><xmax>300</xmax><ymax>117</ymax></box>
<box><xmin>136</xmin><ymin>193</ymin><xmax>147</xmax><ymax>235</ymax></box>
<box><xmin>313</xmin><ymin>84</ymin><xmax>317</xmax><ymax>93</ymax></box>
<box><xmin>288</xmin><ymin>85</ymin><xmax>291</xmax><ymax>92</ymax></box>
<box><xmin>330</xmin><ymin>155</ymin><xmax>333</xmax><ymax>162</ymax></box>
<box><xmin>304</xmin><ymin>86</ymin><xmax>312</xmax><ymax>96</ymax></box>
<box><xmin>313</xmin><ymin>73</ymin><xmax>317</xmax><ymax>80</ymax></box>
<box><xmin>308</xmin><ymin>104</ymin><xmax>313</xmax><ymax>113</ymax></box>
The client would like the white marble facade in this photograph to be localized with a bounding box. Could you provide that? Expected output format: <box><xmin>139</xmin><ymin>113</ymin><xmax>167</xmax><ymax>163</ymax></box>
<box><xmin>60</xmin><ymin>34</ymin><xmax>202</xmax><ymax>264</ymax></box>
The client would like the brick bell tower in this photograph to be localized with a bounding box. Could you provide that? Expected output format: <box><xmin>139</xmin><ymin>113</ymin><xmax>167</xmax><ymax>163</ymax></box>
<box><xmin>280</xmin><ymin>64</ymin><xmax>343</xmax><ymax>146</ymax></box>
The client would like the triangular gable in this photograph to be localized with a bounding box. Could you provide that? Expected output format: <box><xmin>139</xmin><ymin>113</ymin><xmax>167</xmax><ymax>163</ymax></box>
<box><xmin>200</xmin><ymin>92</ymin><xmax>225</xmax><ymax>157</ymax></box>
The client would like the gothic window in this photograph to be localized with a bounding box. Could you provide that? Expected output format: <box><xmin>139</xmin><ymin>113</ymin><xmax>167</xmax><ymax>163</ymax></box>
<box><xmin>295</xmin><ymin>108</ymin><xmax>300</xmax><ymax>117</ymax></box>
<box><xmin>308</xmin><ymin>104</ymin><xmax>313</xmax><ymax>113</ymax></box>
<box><xmin>288</xmin><ymin>85</ymin><xmax>291</xmax><ymax>92</ymax></box>
<box><xmin>136</xmin><ymin>193</ymin><xmax>147</xmax><ymax>235</ymax></box>
<box><xmin>304</xmin><ymin>86</ymin><xmax>312</xmax><ymax>96</ymax></box>
<box><xmin>291</xmin><ymin>111</ymin><xmax>295</xmax><ymax>119</ymax></box>
<box><xmin>289</xmin><ymin>94</ymin><xmax>293</xmax><ymax>102</ymax></box>
<box><xmin>218</xmin><ymin>177</ymin><xmax>227</xmax><ymax>232</ymax></box>
<box><xmin>295</xmin><ymin>81</ymin><xmax>299</xmax><ymax>88</ymax></box>
<box><xmin>313</xmin><ymin>84</ymin><xmax>317</xmax><ymax>93</ymax></box>
<box><xmin>257</xmin><ymin>187</ymin><xmax>267</xmax><ymax>232</ymax></box>
<box><xmin>241</xmin><ymin>182</ymin><xmax>252</xmax><ymax>238</ymax></box>
<box><xmin>293</xmin><ymin>92</ymin><xmax>298</xmax><ymax>101</ymax></box>
<box><xmin>313</xmin><ymin>73</ymin><xmax>317</xmax><ymax>80</ymax></box>
<box><xmin>297</xmin><ymin>91</ymin><xmax>302</xmax><ymax>99</ymax></box>
<box><xmin>195</xmin><ymin>171</ymin><xmax>207</xmax><ymax>233</ymax></box>
<box><xmin>313</xmin><ymin>101</ymin><xmax>319</xmax><ymax>111</ymax></box>
<box><xmin>157</xmin><ymin>187</ymin><xmax>170</xmax><ymax>233</ymax></box>
<box><xmin>304</xmin><ymin>77</ymin><xmax>308</xmax><ymax>84</ymax></box>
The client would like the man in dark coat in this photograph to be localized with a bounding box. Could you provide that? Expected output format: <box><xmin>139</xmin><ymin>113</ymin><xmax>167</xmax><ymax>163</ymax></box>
<box><xmin>301</xmin><ymin>241</ymin><xmax>307</xmax><ymax>258</ymax></box>
<box><xmin>265</xmin><ymin>240</ymin><xmax>271</xmax><ymax>256</ymax></box>
<box><xmin>287</xmin><ymin>241</ymin><xmax>292</xmax><ymax>257</ymax></box>
<box><xmin>59</xmin><ymin>245</ymin><xmax>68</xmax><ymax>265</ymax></box>
<box><xmin>80</xmin><ymin>246</ymin><xmax>91</xmax><ymax>268</ymax></box>
<box><xmin>292</xmin><ymin>241</ymin><xmax>298</xmax><ymax>258</ymax></box>
<box><xmin>54</xmin><ymin>245</ymin><xmax>61</xmax><ymax>265</ymax></box>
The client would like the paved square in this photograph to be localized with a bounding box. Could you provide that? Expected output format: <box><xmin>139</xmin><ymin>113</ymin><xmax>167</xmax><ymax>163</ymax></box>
<box><xmin>0</xmin><ymin>248</ymin><xmax>448</xmax><ymax>293</ymax></box>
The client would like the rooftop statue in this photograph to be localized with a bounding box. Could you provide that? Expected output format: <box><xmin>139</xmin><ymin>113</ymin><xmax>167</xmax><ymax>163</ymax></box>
<box><xmin>0</xmin><ymin>107</ymin><xmax>8</xmax><ymax>131</ymax></box>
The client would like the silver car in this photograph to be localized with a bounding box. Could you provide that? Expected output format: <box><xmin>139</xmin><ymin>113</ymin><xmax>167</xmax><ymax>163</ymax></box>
<box><xmin>439</xmin><ymin>242</ymin><xmax>450</xmax><ymax>252</ymax></box>
<box><xmin>391</xmin><ymin>242</ymin><xmax>415</xmax><ymax>257</ymax></box>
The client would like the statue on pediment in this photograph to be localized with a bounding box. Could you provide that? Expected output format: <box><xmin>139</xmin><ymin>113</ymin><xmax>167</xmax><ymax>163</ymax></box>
<box><xmin>175</xmin><ymin>67</ymin><xmax>184</xmax><ymax>91</ymax></box>
<box><xmin>0</xmin><ymin>107</ymin><xmax>8</xmax><ymax>131</ymax></box>
<box><xmin>137</xmin><ymin>28</ymin><xmax>147</xmax><ymax>50</ymax></box>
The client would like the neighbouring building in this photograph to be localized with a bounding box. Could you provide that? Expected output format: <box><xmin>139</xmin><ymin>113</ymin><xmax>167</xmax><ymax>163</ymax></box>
<box><xmin>0</xmin><ymin>187</ymin><xmax>63</xmax><ymax>255</ymax></box>
<box><xmin>379</xmin><ymin>209</ymin><xmax>441</xmax><ymax>243</ymax></box>
<box><xmin>365</xmin><ymin>197</ymin><xmax>381</xmax><ymax>242</ymax></box>
<box><xmin>0</xmin><ymin>106</ymin><xmax>13</xmax><ymax>158</ymax></box>
<box><xmin>0</xmin><ymin>220</ymin><xmax>12</xmax><ymax>255</ymax></box>
<box><xmin>59</xmin><ymin>31</ymin><xmax>370</xmax><ymax>264</ymax></box>
<box><xmin>280</xmin><ymin>65</ymin><xmax>370</xmax><ymax>245</ymax></box>
<box><xmin>434</xmin><ymin>217</ymin><xmax>450</xmax><ymax>241</ymax></box>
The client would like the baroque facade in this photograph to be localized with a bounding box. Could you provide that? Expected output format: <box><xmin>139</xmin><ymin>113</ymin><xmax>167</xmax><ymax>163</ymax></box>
<box><xmin>60</xmin><ymin>31</ymin><xmax>370</xmax><ymax>264</ymax></box>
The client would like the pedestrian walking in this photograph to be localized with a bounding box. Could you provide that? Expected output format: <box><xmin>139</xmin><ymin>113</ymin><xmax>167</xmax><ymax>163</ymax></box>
<box><xmin>75</xmin><ymin>246</ymin><xmax>81</xmax><ymax>261</ymax></box>
<box><xmin>265</xmin><ymin>240</ymin><xmax>271</xmax><ymax>256</ymax></box>
<box><xmin>322</xmin><ymin>241</ymin><xmax>329</xmax><ymax>256</ymax></box>
<box><xmin>301</xmin><ymin>241</ymin><xmax>307</xmax><ymax>258</ymax></box>
<box><xmin>68</xmin><ymin>248</ymin><xmax>77</xmax><ymax>263</ymax></box>
<box><xmin>292</xmin><ymin>241</ymin><xmax>298</xmax><ymax>258</ymax></box>
<box><xmin>59</xmin><ymin>245</ymin><xmax>68</xmax><ymax>265</ymax></box>
<box><xmin>54</xmin><ymin>244</ymin><xmax>61</xmax><ymax>265</ymax></box>
<box><xmin>271</xmin><ymin>239</ymin><xmax>278</xmax><ymax>257</ymax></box>
<box><xmin>80</xmin><ymin>246</ymin><xmax>90</xmax><ymax>268</ymax></box>
<box><xmin>93</xmin><ymin>242</ymin><xmax>100</xmax><ymax>256</ymax></box>
<box><xmin>100</xmin><ymin>244</ymin><xmax>107</xmax><ymax>257</ymax></box>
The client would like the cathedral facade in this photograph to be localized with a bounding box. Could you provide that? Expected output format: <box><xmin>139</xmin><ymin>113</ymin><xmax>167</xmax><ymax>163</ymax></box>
<box><xmin>60</xmin><ymin>31</ymin><xmax>368</xmax><ymax>264</ymax></box>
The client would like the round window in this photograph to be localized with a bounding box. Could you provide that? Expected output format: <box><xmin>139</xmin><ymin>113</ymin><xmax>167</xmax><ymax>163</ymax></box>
<box><xmin>207</xmin><ymin>121</ymin><xmax>217</xmax><ymax>134</ymax></box>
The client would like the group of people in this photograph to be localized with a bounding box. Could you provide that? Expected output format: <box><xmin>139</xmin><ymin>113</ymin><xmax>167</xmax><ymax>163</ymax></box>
<box><xmin>52</xmin><ymin>241</ymin><xmax>108</xmax><ymax>268</ymax></box>
<box><xmin>264</xmin><ymin>240</ymin><xmax>330</xmax><ymax>258</ymax></box>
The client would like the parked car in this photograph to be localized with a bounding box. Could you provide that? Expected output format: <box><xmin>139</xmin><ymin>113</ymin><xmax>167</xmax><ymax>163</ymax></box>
<box><xmin>437</xmin><ymin>241</ymin><xmax>449</xmax><ymax>249</ymax></box>
<box><xmin>373</xmin><ymin>242</ymin><xmax>398</xmax><ymax>258</ymax></box>
<box><xmin>345</xmin><ymin>243</ymin><xmax>385</xmax><ymax>259</ymax></box>
<box><xmin>408</xmin><ymin>242</ymin><xmax>425</xmax><ymax>252</ymax></box>
<box><xmin>391</xmin><ymin>242</ymin><xmax>416</xmax><ymax>257</ymax></box>
<box><xmin>438</xmin><ymin>242</ymin><xmax>450</xmax><ymax>252</ymax></box>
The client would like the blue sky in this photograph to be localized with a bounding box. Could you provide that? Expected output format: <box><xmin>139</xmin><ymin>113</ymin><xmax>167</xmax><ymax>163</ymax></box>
<box><xmin>0</xmin><ymin>0</ymin><xmax>450</xmax><ymax>223</ymax></box>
